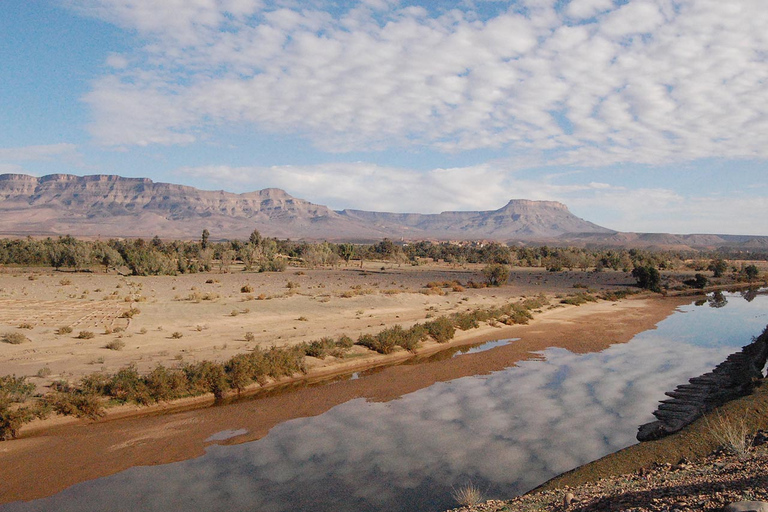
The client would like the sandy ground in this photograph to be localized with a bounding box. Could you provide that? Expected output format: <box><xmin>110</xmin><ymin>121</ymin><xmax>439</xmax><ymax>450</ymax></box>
<box><xmin>0</xmin><ymin>262</ymin><xmax>635</xmax><ymax>390</ymax></box>
<box><xmin>0</xmin><ymin>259</ymin><xmax>689</xmax><ymax>505</ymax></box>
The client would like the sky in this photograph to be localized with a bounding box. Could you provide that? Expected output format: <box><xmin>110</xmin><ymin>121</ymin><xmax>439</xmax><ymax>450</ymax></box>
<box><xmin>1</xmin><ymin>0</ymin><xmax>767</xmax><ymax>235</ymax></box>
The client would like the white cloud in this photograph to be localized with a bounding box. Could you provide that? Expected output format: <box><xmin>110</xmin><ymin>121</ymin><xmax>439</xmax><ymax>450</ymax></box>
<box><xmin>565</xmin><ymin>0</ymin><xmax>614</xmax><ymax>20</ymax></box>
<box><xmin>176</xmin><ymin>161</ymin><xmax>768</xmax><ymax>235</ymax></box>
<box><xmin>0</xmin><ymin>143</ymin><xmax>80</xmax><ymax>162</ymax></box>
<box><xmin>73</xmin><ymin>0</ymin><xmax>768</xmax><ymax>169</ymax></box>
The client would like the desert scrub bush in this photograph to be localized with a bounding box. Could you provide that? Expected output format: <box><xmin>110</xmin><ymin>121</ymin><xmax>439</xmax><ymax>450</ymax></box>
<box><xmin>44</xmin><ymin>384</ymin><xmax>105</xmax><ymax>420</ymax></box>
<box><xmin>183</xmin><ymin>361</ymin><xmax>230</xmax><ymax>399</ymax></box>
<box><xmin>303</xmin><ymin>337</ymin><xmax>337</xmax><ymax>359</ymax></box>
<box><xmin>171</xmin><ymin>331</ymin><xmax>183</xmax><ymax>339</ymax></box>
<box><xmin>17</xmin><ymin>322</ymin><xmax>33</xmax><ymax>330</ymax></box>
<box><xmin>451</xmin><ymin>483</ymin><xmax>483</xmax><ymax>508</ymax></box>
<box><xmin>560</xmin><ymin>292</ymin><xmax>597</xmax><ymax>306</ymax></box>
<box><xmin>335</xmin><ymin>334</ymin><xmax>354</xmax><ymax>349</ymax></box>
<box><xmin>244</xmin><ymin>332</ymin><xmax>255</xmax><ymax>342</ymax></box>
<box><xmin>144</xmin><ymin>364</ymin><xmax>189</xmax><ymax>402</ymax></box>
<box><xmin>598</xmin><ymin>289</ymin><xmax>634</xmax><ymax>301</ymax></box>
<box><xmin>59</xmin><ymin>278</ymin><xmax>72</xmax><ymax>286</ymax></box>
<box><xmin>120</xmin><ymin>307</ymin><xmax>141</xmax><ymax>318</ymax></box>
<box><xmin>424</xmin><ymin>316</ymin><xmax>456</xmax><ymax>343</ymax></box>
<box><xmin>2</xmin><ymin>332</ymin><xmax>29</xmax><ymax>344</ymax></box>
<box><xmin>36</xmin><ymin>366</ymin><xmax>52</xmax><ymax>378</ymax></box>
<box><xmin>262</xmin><ymin>346</ymin><xmax>307</xmax><ymax>379</ymax></box>
<box><xmin>76</xmin><ymin>330</ymin><xmax>95</xmax><ymax>339</ymax></box>
<box><xmin>286</xmin><ymin>280</ymin><xmax>299</xmax><ymax>289</ymax></box>
<box><xmin>502</xmin><ymin>303</ymin><xmax>534</xmax><ymax>325</ymax></box>
<box><xmin>450</xmin><ymin>312</ymin><xmax>480</xmax><ymax>331</ymax></box>
<box><xmin>105</xmin><ymin>365</ymin><xmax>153</xmax><ymax>405</ymax></box>
<box><xmin>0</xmin><ymin>375</ymin><xmax>41</xmax><ymax>440</ymax></box>
<box><xmin>705</xmin><ymin>410</ymin><xmax>753</xmax><ymax>459</ymax></box>
<box><xmin>57</xmin><ymin>325</ymin><xmax>73</xmax><ymax>335</ymax></box>
<box><xmin>0</xmin><ymin>375</ymin><xmax>35</xmax><ymax>403</ymax></box>
<box><xmin>105</xmin><ymin>339</ymin><xmax>125</xmax><ymax>351</ymax></box>
<box><xmin>240</xmin><ymin>284</ymin><xmax>253</xmax><ymax>293</ymax></box>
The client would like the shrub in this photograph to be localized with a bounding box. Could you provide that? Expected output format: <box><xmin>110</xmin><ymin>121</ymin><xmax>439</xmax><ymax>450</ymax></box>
<box><xmin>743</xmin><ymin>264</ymin><xmax>760</xmax><ymax>282</ymax></box>
<box><xmin>17</xmin><ymin>323</ymin><xmax>33</xmax><ymax>330</ymax></box>
<box><xmin>240</xmin><ymin>284</ymin><xmax>253</xmax><ymax>293</ymax></box>
<box><xmin>36</xmin><ymin>366</ymin><xmax>52</xmax><ymax>378</ymax></box>
<box><xmin>2</xmin><ymin>332</ymin><xmax>29</xmax><ymax>344</ymax></box>
<box><xmin>57</xmin><ymin>326</ymin><xmax>73</xmax><ymax>335</ymax></box>
<box><xmin>632</xmin><ymin>264</ymin><xmax>661</xmax><ymax>292</ymax></box>
<box><xmin>451</xmin><ymin>312</ymin><xmax>479</xmax><ymax>331</ymax></box>
<box><xmin>303</xmin><ymin>337</ymin><xmax>338</xmax><ymax>359</ymax></box>
<box><xmin>107</xmin><ymin>365</ymin><xmax>152</xmax><ymax>405</ymax></box>
<box><xmin>482</xmin><ymin>263</ymin><xmax>510</xmax><ymax>286</ymax></box>
<box><xmin>424</xmin><ymin>317</ymin><xmax>456</xmax><ymax>343</ymax></box>
<box><xmin>244</xmin><ymin>332</ymin><xmax>255</xmax><ymax>342</ymax></box>
<box><xmin>0</xmin><ymin>375</ymin><xmax>35</xmax><ymax>403</ymax></box>
<box><xmin>183</xmin><ymin>361</ymin><xmax>230</xmax><ymax>399</ymax></box>
<box><xmin>45</xmin><ymin>387</ymin><xmax>105</xmax><ymax>419</ymax></box>
<box><xmin>684</xmin><ymin>273</ymin><xmax>708</xmax><ymax>289</ymax></box>
<box><xmin>171</xmin><ymin>331</ymin><xmax>183</xmax><ymax>339</ymax></box>
<box><xmin>560</xmin><ymin>292</ymin><xmax>598</xmax><ymax>306</ymax></box>
<box><xmin>76</xmin><ymin>331</ymin><xmax>95</xmax><ymax>339</ymax></box>
<box><xmin>335</xmin><ymin>335</ymin><xmax>354</xmax><ymax>349</ymax></box>
<box><xmin>120</xmin><ymin>307</ymin><xmax>141</xmax><ymax>318</ymax></box>
<box><xmin>144</xmin><ymin>365</ymin><xmax>188</xmax><ymax>402</ymax></box>
<box><xmin>105</xmin><ymin>340</ymin><xmax>125</xmax><ymax>351</ymax></box>
<box><xmin>452</xmin><ymin>483</ymin><xmax>483</xmax><ymax>508</ymax></box>
<box><xmin>705</xmin><ymin>410</ymin><xmax>752</xmax><ymax>459</ymax></box>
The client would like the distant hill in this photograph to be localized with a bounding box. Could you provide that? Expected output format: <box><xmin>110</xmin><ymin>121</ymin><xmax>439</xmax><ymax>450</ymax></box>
<box><xmin>0</xmin><ymin>173</ymin><xmax>615</xmax><ymax>242</ymax></box>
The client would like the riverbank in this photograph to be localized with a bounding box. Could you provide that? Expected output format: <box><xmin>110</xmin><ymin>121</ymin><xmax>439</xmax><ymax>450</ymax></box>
<box><xmin>0</xmin><ymin>294</ymin><xmax>689</xmax><ymax>504</ymax></box>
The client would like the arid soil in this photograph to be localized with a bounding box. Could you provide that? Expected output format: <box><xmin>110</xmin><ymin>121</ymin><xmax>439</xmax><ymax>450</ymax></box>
<box><xmin>0</xmin><ymin>262</ymin><xmax>690</xmax><ymax>504</ymax></box>
<box><xmin>0</xmin><ymin>262</ymin><xmax>634</xmax><ymax>390</ymax></box>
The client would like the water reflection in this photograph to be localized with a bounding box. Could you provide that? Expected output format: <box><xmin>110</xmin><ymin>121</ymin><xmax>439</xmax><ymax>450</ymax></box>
<box><xmin>5</xmin><ymin>291</ymin><xmax>768</xmax><ymax>512</ymax></box>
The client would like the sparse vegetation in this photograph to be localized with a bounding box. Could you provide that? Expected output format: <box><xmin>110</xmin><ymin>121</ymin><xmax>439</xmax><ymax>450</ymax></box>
<box><xmin>2</xmin><ymin>332</ymin><xmax>29</xmax><ymax>345</ymax></box>
<box><xmin>451</xmin><ymin>482</ymin><xmax>483</xmax><ymax>507</ymax></box>
<box><xmin>57</xmin><ymin>326</ymin><xmax>73</xmax><ymax>335</ymax></box>
<box><xmin>76</xmin><ymin>331</ymin><xmax>95</xmax><ymax>339</ymax></box>
<box><xmin>705</xmin><ymin>410</ymin><xmax>753</xmax><ymax>459</ymax></box>
<box><xmin>105</xmin><ymin>340</ymin><xmax>126</xmax><ymax>351</ymax></box>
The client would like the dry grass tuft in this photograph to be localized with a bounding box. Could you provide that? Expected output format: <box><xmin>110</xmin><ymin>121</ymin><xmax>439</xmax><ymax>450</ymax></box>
<box><xmin>705</xmin><ymin>409</ymin><xmax>753</xmax><ymax>459</ymax></box>
<box><xmin>451</xmin><ymin>482</ymin><xmax>483</xmax><ymax>508</ymax></box>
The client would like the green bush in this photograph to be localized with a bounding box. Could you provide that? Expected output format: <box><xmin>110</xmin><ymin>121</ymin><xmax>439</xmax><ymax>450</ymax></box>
<box><xmin>482</xmin><ymin>263</ymin><xmax>510</xmax><ymax>287</ymax></box>
<box><xmin>424</xmin><ymin>317</ymin><xmax>456</xmax><ymax>343</ymax></box>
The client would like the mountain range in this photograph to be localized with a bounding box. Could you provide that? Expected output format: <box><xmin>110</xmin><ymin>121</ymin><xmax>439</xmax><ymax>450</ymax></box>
<box><xmin>0</xmin><ymin>173</ymin><xmax>765</xmax><ymax>249</ymax></box>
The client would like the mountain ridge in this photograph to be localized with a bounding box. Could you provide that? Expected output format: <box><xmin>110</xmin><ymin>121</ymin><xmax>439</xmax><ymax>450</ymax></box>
<box><xmin>1</xmin><ymin>173</ymin><xmax>766</xmax><ymax>249</ymax></box>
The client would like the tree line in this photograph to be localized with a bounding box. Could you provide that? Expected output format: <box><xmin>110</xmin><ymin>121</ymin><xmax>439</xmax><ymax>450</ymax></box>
<box><xmin>0</xmin><ymin>232</ymin><xmax>765</xmax><ymax>278</ymax></box>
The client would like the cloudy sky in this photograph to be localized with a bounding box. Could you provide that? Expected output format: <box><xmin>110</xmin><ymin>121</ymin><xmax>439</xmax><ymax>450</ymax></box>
<box><xmin>1</xmin><ymin>0</ymin><xmax>767</xmax><ymax>235</ymax></box>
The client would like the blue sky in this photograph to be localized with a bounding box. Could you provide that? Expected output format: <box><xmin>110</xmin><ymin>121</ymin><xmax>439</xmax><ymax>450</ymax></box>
<box><xmin>1</xmin><ymin>0</ymin><xmax>767</xmax><ymax>235</ymax></box>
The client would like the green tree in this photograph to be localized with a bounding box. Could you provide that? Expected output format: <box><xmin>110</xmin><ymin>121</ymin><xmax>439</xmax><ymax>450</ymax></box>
<box><xmin>708</xmin><ymin>259</ymin><xmax>728</xmax><ymax>278</ymax></box>
<box><xmin>743</xmin><ymin>264</ymin><xmax>760</xmax><ymax>281</ymax></box>
<box><xmin>482</xmin><ymin>263</ymin><xmax>510</xmax><ymax>287</ymax></box>
<box><xmin>201</xmin><ymin>229</ymin><xmax>210</xmax><ymax>250</ymax></box>
<box><xmin>632</xmin><ymin>265</ymin><xmax>661</xmax><ymax>292</ymax></box>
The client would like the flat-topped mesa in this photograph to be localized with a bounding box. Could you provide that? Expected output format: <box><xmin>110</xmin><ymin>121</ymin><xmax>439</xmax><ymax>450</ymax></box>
<box><xmin>637</xmin><ymin>326</ymin><xmax>768</xmax><ymax>442</ymax></box>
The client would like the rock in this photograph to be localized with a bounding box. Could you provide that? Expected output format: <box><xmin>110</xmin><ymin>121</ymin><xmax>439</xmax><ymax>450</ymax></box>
<box><xmin>724</xmin><ymin>501</ymin><xmax>768</xmax><ymax>512</ymax></box>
